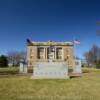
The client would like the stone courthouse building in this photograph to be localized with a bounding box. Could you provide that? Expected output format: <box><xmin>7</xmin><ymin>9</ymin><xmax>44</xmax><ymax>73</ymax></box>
<box><xmin>27</xmin><ymin>40</ymin><xmax>74</xmax><ymax>67</ymax></box>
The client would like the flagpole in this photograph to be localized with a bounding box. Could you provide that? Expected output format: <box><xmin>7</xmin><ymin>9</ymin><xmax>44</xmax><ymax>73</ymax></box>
<box><xmin>73</xmin><ymin>38</ymin><xmax>80</xmax><ymax>59</ymax></box>
<box><xmin>72</xmin><ymin>37</ymin><xmax>75</xmax><ymax>68</ymax></box>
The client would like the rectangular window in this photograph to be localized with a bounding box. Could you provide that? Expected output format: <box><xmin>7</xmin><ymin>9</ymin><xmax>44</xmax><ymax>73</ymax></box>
<box><xmin>47</xmin><ymin>48</ymin><xmax>50</xmax><ymax>59</ymax></box>
<box><xmin>56</xmin><ymin>48</ymin><xmax>62</xmax><ymax>59</ymax></box>
<box><xmin>37</xmin><ymin>47</ymin><xmax>44</xmax><ymax>59</ymax></box>
<box><xmin>30</xmin><ymin>62</ymin><xmax>32</xmax><ymax>65</ymax></box>
<box><xmin>30</xmin><ymin>48</ymin><xmax>32</xmax><ymax>52</ymax></box>
<box><xmin>30</xmin><ymin>56</ymin><xmax>32</xmax><ymax>59</ymax></box>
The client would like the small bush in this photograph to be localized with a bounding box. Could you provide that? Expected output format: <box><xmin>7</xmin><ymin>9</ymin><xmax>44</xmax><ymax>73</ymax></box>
<box><xmin>96</xmin><ymin>60</ymin><xmax>100</xmax><ymax>69</ymax></box>
<box><xmin>0</xmin><ymin>55</ymin><xmax>8</xmax><ymax>67</ymax></box>
<box><xmin>96</xmin><ymin>63</ymin><xmax>100</xmax><ymax>69</ymax></box>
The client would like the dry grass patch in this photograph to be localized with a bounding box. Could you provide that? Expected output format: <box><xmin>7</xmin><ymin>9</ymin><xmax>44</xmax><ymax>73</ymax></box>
<box><xmin>0</xmin><ymin>68</ymin><xmax>100</xmax><ymax>100</ymax></box>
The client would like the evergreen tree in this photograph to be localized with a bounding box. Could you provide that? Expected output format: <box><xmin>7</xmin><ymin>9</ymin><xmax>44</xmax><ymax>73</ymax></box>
<box><xmin>0</xmin><ymin>55</ymin><xmax>8</xmax><ymax>67</ymax></box>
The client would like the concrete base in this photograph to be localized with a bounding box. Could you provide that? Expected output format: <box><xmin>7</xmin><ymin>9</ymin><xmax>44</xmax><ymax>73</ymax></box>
<box><xmin>31</xmin><ymin>76</ymin><xmax>69</xmax><ymax>79</ymax></box>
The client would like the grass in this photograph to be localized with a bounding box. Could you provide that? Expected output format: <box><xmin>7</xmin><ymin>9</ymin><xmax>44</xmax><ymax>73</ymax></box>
<box><xmin>0</xmin><ymin>68</ymin><xmax>100</xmax><ymax>100</ymax></box>
<box><xmin>0</xmin><ymin>67</ymin><xmax>33</xmax><ymax>74</ymax></box>
<box><xmin>0</xmin><ymin>67</ymin><xmax>19</xmax><ymax>74</ymax></box>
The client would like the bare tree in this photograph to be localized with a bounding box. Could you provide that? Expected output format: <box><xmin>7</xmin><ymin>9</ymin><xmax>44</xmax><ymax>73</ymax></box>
<box><xmin>7</xmin><ymin>51</ymin><xmax>26</xmax><ymax>66</ymax></box>
<box><xmin>19</xmin><ymin>51</ymin><xmax>27</xmax><ymax>62</ymax></box>
<box><xmin>84</xmin><ymin>45</ymin><xmax>100</xmax><ymax>67</ymax></box>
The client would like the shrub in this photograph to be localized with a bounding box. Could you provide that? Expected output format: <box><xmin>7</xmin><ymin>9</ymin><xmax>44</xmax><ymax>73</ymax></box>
<box><xmin>0</xmin><ymin>55</ymin><xmax>8</xmax><ymax>67</ymax></box>
<box><xmin>96</xmin><ymin>60</ymin><xmax>100</xmax><ymax>69</ymax></box>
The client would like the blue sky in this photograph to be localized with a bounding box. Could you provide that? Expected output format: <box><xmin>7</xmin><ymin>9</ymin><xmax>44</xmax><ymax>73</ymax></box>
<box><xmin>0</xmin><ymin>0</ymin><xmax>100</xmax><ymax>58</ymax></box>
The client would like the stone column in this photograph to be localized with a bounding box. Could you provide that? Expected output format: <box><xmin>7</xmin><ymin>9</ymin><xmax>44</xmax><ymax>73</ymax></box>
<box><xmin>62</xmin><ymin>48</ymin><xmax>64</xmax><ymax>61</ymax></box>
<box><xmin>44</xmin><ymin>47</ymin><xmax>46</xmax><ymax>59</ymax></box>
<box><xmin>55</xmin><ymin>47</ymin><xmax>56</xmax><ymax>60</ymax></box>
<box><xmin>45</xmin><ymin>47</ymin><xmax>47</xmax><ymax>60</ymax></box>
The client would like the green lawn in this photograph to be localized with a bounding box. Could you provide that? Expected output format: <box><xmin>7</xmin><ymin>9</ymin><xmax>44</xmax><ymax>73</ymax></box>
<box><xmin>0</xmin><ymin>67</ymin><xmax>19</xmax><ymax>74</ymax></box>
<box><xmin>0</xmin><ymin>67</ymin><xmax>33</xmax><ymax>74</ymax></box>
<box><xmin>0</xmin><ymin>68</ymin><xmax>100</xmax><ymax>100</ymax></box>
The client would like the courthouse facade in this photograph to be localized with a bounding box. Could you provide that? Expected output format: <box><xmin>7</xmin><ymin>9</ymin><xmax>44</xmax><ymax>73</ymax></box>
<box><xmin>27</xmin><ymin>40</ymin><xmax>74</xmax><ymax>67</ymax></box>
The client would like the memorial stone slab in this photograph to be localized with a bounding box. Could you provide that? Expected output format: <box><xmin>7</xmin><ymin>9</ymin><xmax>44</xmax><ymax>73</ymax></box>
<box><xmin>32</xmin><ymin>62</ymin><xmax>69</xmax><ymax>79</ymax></box>
<box><xmin>19</xmin><ymin>60</ymin><xmax>27</xmax><ymax>74</ymax></box>
<box><xmin>73</xmin><ymin>59</ymin><xmax>82</xmax><ymax>74</ymax></box>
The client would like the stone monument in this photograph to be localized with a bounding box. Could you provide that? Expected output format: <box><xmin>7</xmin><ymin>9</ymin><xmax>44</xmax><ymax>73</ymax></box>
<box><xmin>32</xmin><ymin>62</ymin><xmax>69</xmax><ymax>79</ymax></box>
<box><xmin>19</xmin><ymin>59</ymin><xmax>27</xmax><ymax>74</ymax></box>
<box><xmin>73</xmin><ymin>59</ymin><xmax>82</xmax><ymax>74</ymax></box>
<box><xmin>32</xmin><ymin>46</ymin><xmax>69</xmax><ymax>79</ymax></box>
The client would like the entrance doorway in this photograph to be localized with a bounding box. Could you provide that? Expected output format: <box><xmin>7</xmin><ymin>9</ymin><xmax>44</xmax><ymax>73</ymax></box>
<box><xmin>47</xmin><ymin>47</ymin><xmax>54</xmax><ymax>61</ymax></box>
